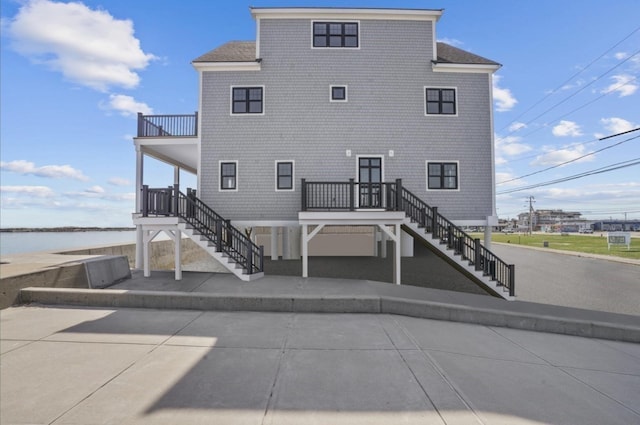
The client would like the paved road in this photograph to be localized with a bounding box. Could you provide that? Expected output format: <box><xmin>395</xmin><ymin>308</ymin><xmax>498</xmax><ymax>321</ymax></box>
<box><xmin>490</xmin><ymin>244</ymin><xmax>640</xmax><ymax>316</ymax></box>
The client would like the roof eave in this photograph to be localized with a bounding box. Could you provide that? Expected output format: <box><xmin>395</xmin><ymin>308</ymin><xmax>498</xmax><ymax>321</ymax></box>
<box><xmin>432</xmin><ymin>62</ymin><xmax>501</xmax><ymax>74</ymax></box>
<box><xmin>250</xmin><ymin>7</ymin><xmax>443</xmax><ymax>22</ymax></box>
<box><xmin>192</xmin><ymin>61</ymin><xmax>261</xmax><ymax>72</ymax></box>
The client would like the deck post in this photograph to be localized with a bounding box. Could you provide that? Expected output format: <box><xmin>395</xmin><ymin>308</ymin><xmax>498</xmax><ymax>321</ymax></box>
<box><xmin>431</xmin><ymin>207</ymin><xmax>438</xmax><ymax>237</ymax></box>
<box><xmin>349</xmin><ymin>178</ymin><xmax>355</xmax><ymax>211</ymax></box>
<box><xmin>395</xmin><ymin>179</ymin><xmax>402</xmax><ymax>211</ymax></box>
<box><xmin>474</xmin><ymin>238</ymin><xmax>482</xmax><ymax>271</ymax></box>
<box><xmin>301</xmin><ymin>179</ymin><xmax>307</xmax><ymax>211</ymax></box>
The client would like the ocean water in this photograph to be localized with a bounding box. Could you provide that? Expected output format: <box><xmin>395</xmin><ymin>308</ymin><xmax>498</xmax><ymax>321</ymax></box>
<box><xmin>0</xmin><ymin>231</ymin><xmax>138</xmax><ymax>256</ymax></box>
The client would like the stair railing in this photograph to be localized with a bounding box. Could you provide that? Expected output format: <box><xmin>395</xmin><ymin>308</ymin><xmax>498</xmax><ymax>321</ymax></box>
<box><xmin>401</xmin><ymin>187</ymin><xmax>515</xmax><ymax>296</ymax></box>
<box><xmin>141</xmin><ymin>185</ymin><xmax>263</xmax><ymax>275</ymax></box>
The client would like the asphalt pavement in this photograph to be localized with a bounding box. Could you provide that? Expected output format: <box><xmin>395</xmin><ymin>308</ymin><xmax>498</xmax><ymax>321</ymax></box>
<box><xmin>490</xmin><ymin>243</ymin><xmax>640</xmax><ymax>315</ymax></box>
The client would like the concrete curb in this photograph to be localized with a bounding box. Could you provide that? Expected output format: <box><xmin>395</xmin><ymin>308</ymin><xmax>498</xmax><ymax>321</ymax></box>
<box><xmin>19</xmin><ymin>287</ymin><xmax>640</xmax><ymax>343</ymax></box>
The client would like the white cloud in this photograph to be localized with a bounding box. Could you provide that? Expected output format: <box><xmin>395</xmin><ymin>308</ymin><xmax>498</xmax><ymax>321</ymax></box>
<box><xmin>602</xmin><ymin>74</ymin><xmax>638</xmax><ymax>97</ymax></box>
<box><xmin>492</xmin><ymin>75</ymin><xmax>517</xmax><ymax>112</ymax></box>
<box><xmin>105</xmin><ymin>94</ymin><xmax>153</xmax><ymax>116</ymax></box>
<box><xmin>0</xmin><ymin>160</ymin><xmax>89</xmax><ymax>181</ymax></box>
<box><xmin>5</xmin><ymin>0</ymin><xmax>156</xmax><ymax>91</ymax></box>
<box><xmin>495</xmin><ymin>172</ymin><xmax>524</xmax><ymax>187</ymax></box>
<box><xmin>600</xmin><ymin>117</ymin><xmax>637</xmax><ymax>134</ymax></box>
<box><xmin>508</xmin><ymin>122</ymin><xmax>527</xmax><ymax>132</ymax></box>
<box><xmin>1</xmin><ymin>185</ymin><xmax>55</xmax><ymax>197</ymax></box>
<box><xmin>86</xmin><ymin>185</ymin><xmax>105</xmax><ymax>194</ymax></box>
<box><xmin>108</xmin><ymin>177</ymin><xmax>132</xmax><ymax>186</ymax></box>
<box><xmin>614</xmin><ymin>52</ymin><xmax>629</xmax><ymax>60</ymax></box>
<box><xmin>531</xmin><ymin>144</ymin><xmax>595</xmax><ymax>166</ymax></box>
<box><xmin>552</xmin><ymin>120</ymin><xmax>582</xmax><ymax>137</ymax></box>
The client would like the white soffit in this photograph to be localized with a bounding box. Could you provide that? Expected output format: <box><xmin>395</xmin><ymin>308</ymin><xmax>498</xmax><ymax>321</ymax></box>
<box><xmin>250</xmin><ymin>7</ymin><xmax>443</xmax><ymax>22</ymax></box>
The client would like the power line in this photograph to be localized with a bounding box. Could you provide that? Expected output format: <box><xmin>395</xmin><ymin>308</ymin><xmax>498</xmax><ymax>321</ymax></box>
<box><xmin>497</xmin><ymin>158</ymin><xmax>640</xmax><ymax>194</ymax></box>
<box><xmin>498</xmin><ymin>25</ymin><xmax>640</xmax><ymax>133</ymax></box>
<box><xmin>497</xmin><ymin>132</ymin><xmax>640</xmax><ymax>185</ymax></box>
<box><xmin>514</xmin><ymin>74</ymin><xmax>638</xmax><ymax>140</ymax></box>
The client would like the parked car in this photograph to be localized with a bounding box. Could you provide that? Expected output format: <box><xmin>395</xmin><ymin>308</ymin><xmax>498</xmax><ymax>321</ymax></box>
<box><xmin>502</xmin><ymin>228</ymin><xmax>515</xmax><ymax>233</ymax></box>
<box><xmin>579</xmin><ymin>228</ymin><xmax>594</xmax><ymax>234</ymax></box>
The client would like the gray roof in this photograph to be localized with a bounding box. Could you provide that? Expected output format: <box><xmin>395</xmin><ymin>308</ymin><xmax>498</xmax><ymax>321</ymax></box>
<box><xmin>193</xmin><ymin>40</ymin><xmax>499</xmax><ymax>66</ymax></box>
<box><xmin>192</xmin><ymin>41</ymin><xmax>256</xmax><ymax>63</ymax></box>
<box><xmin>435</xmin><ymin>42</ymin><xmax>500</xmax><ymax>66</ymax></box>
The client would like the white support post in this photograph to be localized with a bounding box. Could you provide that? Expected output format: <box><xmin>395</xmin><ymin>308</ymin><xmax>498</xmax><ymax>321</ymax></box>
<box><xmin>484</xmin><ymin>222</ymin><xmax>492</xmax><ymax>250</ymax></box>
<box><xmin>380</xmin><ymin>226</ymin><xmax>387</xmax><ymax>258</ymax></box>
<box><xmin>302</xmin><ymin>224</ymin><xmax>325</xmax><ymax>278</ymax></box>
<box><xmin>271</xmin><ymin>226</ymin><xmax>279</xmax><ymax>260</ymax></box>
<box><xmin>174</xmin><ymin>229</ymin><xmax>182</xmax><ymax>281</ymax></box>
<box><xmin>302</xmin><ymin>224</ymin><xmax>308</xmax><ymax>277</ymax></box>
<box><xmin>377</xmin><ymin>224</ymin><xmax>401</xmax><ymax>285</ymax></box>
<box><xmin>372</xmin><ymin>226</ymin><xmax>378</xmax><ymax>257</ymax></box>
<box><xmin>282</xmin><ymin>226</ymin><xmax>290</xmax><ymax>260</ymax></box>
<box><xmin>394</xmin><ymin>223</ymin><xmax>401</xmax><ymax>285</ymax></box>
<box><xmin>135</xmin><ymin>147</ymin><xmax>144</xmax><ymax>213</ymax></box>
<box><xmin>135</xmin><ymin>225</ymin><xmax>143</xmax><ymax>269</ymax></box>
<box><xmin>142</xmin><ymin>229</ymin><xmax>162</xmax><ymax>278</ymax></box>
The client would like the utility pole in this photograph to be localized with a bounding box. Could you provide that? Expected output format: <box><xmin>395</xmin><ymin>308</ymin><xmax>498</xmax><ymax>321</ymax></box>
<box><xmin>527</xmin><ymin>196</ymin><xmax>535</xmax><ymax>235</ymax></box>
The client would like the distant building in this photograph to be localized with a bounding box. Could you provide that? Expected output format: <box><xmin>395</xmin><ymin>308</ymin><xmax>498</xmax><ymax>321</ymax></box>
<box><xmin>592</xmin><ymin>220</ymin><xmax>640</xmax><ymax>232</ymax></box>
<box><xmin>517</xmin><ymin>209</ymin><xmax>588</xmax><ymax>232</ymax></box>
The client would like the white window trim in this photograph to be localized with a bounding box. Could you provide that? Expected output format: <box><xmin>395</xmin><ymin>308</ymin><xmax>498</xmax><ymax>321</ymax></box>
<box><xmin>426</xmin><ymin>160</ymin><xmax>460</xmax><ymax>192</ymax></box>
<box><xmin>275</xmin><ymin>160</ymin><xmax>295</xmax><ymax>192</ymax></box>
<box><xmin>330</xmin><ymin>85</ymin><xmax>348</xmax><ymax>102</ymax></box>
<box><xmin>424</xmin><ymin>86</ymin><xmax>458</xmax><ymax>117</ymax></box>
<box><xmin>311</xmin><ymin>20</ymin><xmax>361</xmax><ymax>50</ymax></box>
<box><xmin>219</xmin><ymin>160</ymin><xmax>239</xmax><ymax>192</ymax></box>
<box><xmin>230</xmin><ymin>85</ymin><xmax>265</xmax><ymax>116</ymax></box>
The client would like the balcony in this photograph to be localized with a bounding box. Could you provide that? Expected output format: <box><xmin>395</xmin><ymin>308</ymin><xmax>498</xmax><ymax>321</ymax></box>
<box><xmin>137</xmin><ymin>112</ymin><xmax>198</xmax><ymax>137</ymax></box>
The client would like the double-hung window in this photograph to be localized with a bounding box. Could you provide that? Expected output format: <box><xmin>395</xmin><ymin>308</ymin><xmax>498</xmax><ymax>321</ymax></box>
<box><xmin>220</xmin><ymin>161</ymin><xmax>237</xmax><ymax>191</ymax></box>
<box><xmin>276</xmin><ymin>161</ymin><xmax>294</xmax><ymax>191</ymax></box>
<box><xmin>425</xmin><ymin>88</ymin><xmax>457</xmax><ymax>115</ymax></box>
<box><xmin>232</xmin><ymin>87</ymin><xmax>263</xmax><ymax>114</ymax></box>
<box><xmin>427</xmin><ymin>162</ymin><xmax>458</xmax><ymax>190</ymax></box>
<box><xmin>313</xmin><ymin>22</ymin><xmax>358</xmax><ymax>48</ymax></box>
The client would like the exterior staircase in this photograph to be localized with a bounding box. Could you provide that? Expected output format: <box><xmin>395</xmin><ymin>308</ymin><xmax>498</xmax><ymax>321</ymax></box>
<box><xmin>141</xmin><ymin>186</ymin><xmax>264</xmax><ymax>281</ymax></box>
<box><xmin>301</xmin><ymin>180</ymin><xmax>515</xmax><ymax>299</ymax></box>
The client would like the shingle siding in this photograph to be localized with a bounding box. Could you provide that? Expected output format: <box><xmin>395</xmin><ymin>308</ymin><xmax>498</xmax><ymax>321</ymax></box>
<box><xmin>200</xmin><ymin>18</ymin><xmax>494</xmax><ymax>221</ymax></box>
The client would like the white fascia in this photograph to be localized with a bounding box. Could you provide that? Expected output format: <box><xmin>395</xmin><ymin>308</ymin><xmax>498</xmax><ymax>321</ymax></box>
<box><xmin>250</xmin><ymin>7</ymin><xmax>442</xmax><ymax>22</ymax></box>
<box><xmin>432</xmin><ymin>63</ymin><xmax>501</xmax><ymax>74</ymax></box>
<box><xmin>192</xmin><ymin>62</ymin><xmax>261</xmax><ymax>72</ymax></box>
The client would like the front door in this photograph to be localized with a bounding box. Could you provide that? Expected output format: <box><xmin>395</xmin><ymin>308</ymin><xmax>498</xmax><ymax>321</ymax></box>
<box><xmin>358</xmin><ymin>157</ymin><xmax>382</xmax><ymax>208</ymax></box>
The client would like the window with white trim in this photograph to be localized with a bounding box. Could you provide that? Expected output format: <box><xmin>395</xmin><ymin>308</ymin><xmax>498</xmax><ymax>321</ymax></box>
<box><xmin>313</xmin><ymin>22</ymin><xmax>358</xmax><ymax>48</ymax></box>
<box><xmin>220</xmin><ymin>161</ymin><xmax>237</xmax><ymax>191</ymax></box>
<box><xmin>275</xmin><ymin>161</ymin><xmax>294</xmax><ymax>191</ymax></box>
<box><xmin>232</xmin><ymin>87</ymin><xmax>263</xmax><ymax>114</ymax></box>
<box><xmin>330</xmin><ymin>85</ymin><xmax>347</xmax><ymax>102</ymax></box>
<box><xmin>427</xmin><ymin>162</ymin><xmax>458</xmax><ymax>190</ymax></box>
<box><xmin>425</xmin><ymin>88</ymin><xmax>456</xmax><ymax>115</ymax></box>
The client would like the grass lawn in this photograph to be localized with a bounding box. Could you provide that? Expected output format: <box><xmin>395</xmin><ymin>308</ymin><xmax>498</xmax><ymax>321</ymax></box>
<box><xmin>469</xmin><ymin>233</ymin><xmax>640</xmax><ymax>260</ymax></box>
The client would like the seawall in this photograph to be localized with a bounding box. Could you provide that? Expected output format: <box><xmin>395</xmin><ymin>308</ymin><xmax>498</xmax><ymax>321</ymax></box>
<box><xmin>0</xmin><ymin>238</ymin><xmax>226</xmax><ymax>309</ymax></box>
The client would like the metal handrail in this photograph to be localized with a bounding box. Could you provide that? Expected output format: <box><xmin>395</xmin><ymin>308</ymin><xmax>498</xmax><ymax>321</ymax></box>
<box><xmin>401</xmin><ymin>187</ymin><xmax>515</xmax><ymax>296</ymax></box>
<box><xmin>141</xmin><ymin>185</ymin><xmax>263</xmax><ymax>274</ymax></box>
<box><xmin>137</xmin><ymin>112</ymin><xmax>198</xmax><ymax>137</ymax></box>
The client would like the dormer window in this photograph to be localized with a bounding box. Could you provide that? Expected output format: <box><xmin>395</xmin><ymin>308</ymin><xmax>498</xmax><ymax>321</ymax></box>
<box><xmin>313</xmin><ymin>22</ymin><xmax>359</xmax><ymax>48</ymax></box>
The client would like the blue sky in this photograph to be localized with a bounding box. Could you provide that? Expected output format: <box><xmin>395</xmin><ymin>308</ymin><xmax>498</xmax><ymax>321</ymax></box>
<box><xmin>1</xmin><ymin>0</ymin><xmax>639</xmax><ymax>228</ymax></box>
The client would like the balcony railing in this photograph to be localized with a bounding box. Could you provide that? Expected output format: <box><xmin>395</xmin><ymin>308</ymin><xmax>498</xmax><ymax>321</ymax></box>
<box><xmin>301</xmin><ymin>179</ymin><xmax>403</xmax><ymax>211</ymax></box>
<box><xmin>301</xmin><ymin>179</ymin><xmax>515</xmax><ymax>296</ymax></box>
<box><xmin>137</xmin><ymin>112</ymin><xmax>198</xmax><ymax>137</ymax></box>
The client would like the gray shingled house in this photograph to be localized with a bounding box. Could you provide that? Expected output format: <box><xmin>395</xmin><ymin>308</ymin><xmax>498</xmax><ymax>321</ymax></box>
<box><xmin>132</xmin><ymin>7</ymin><xmax>515</xmax><ymax>299</ymax></box>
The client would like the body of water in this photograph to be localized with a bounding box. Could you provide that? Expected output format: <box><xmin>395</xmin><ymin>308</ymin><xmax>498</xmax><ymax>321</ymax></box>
<box><xmin>0</xmin><ymin>231</ymin><xmax>138</xmax><ymax>256</ymax></box>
